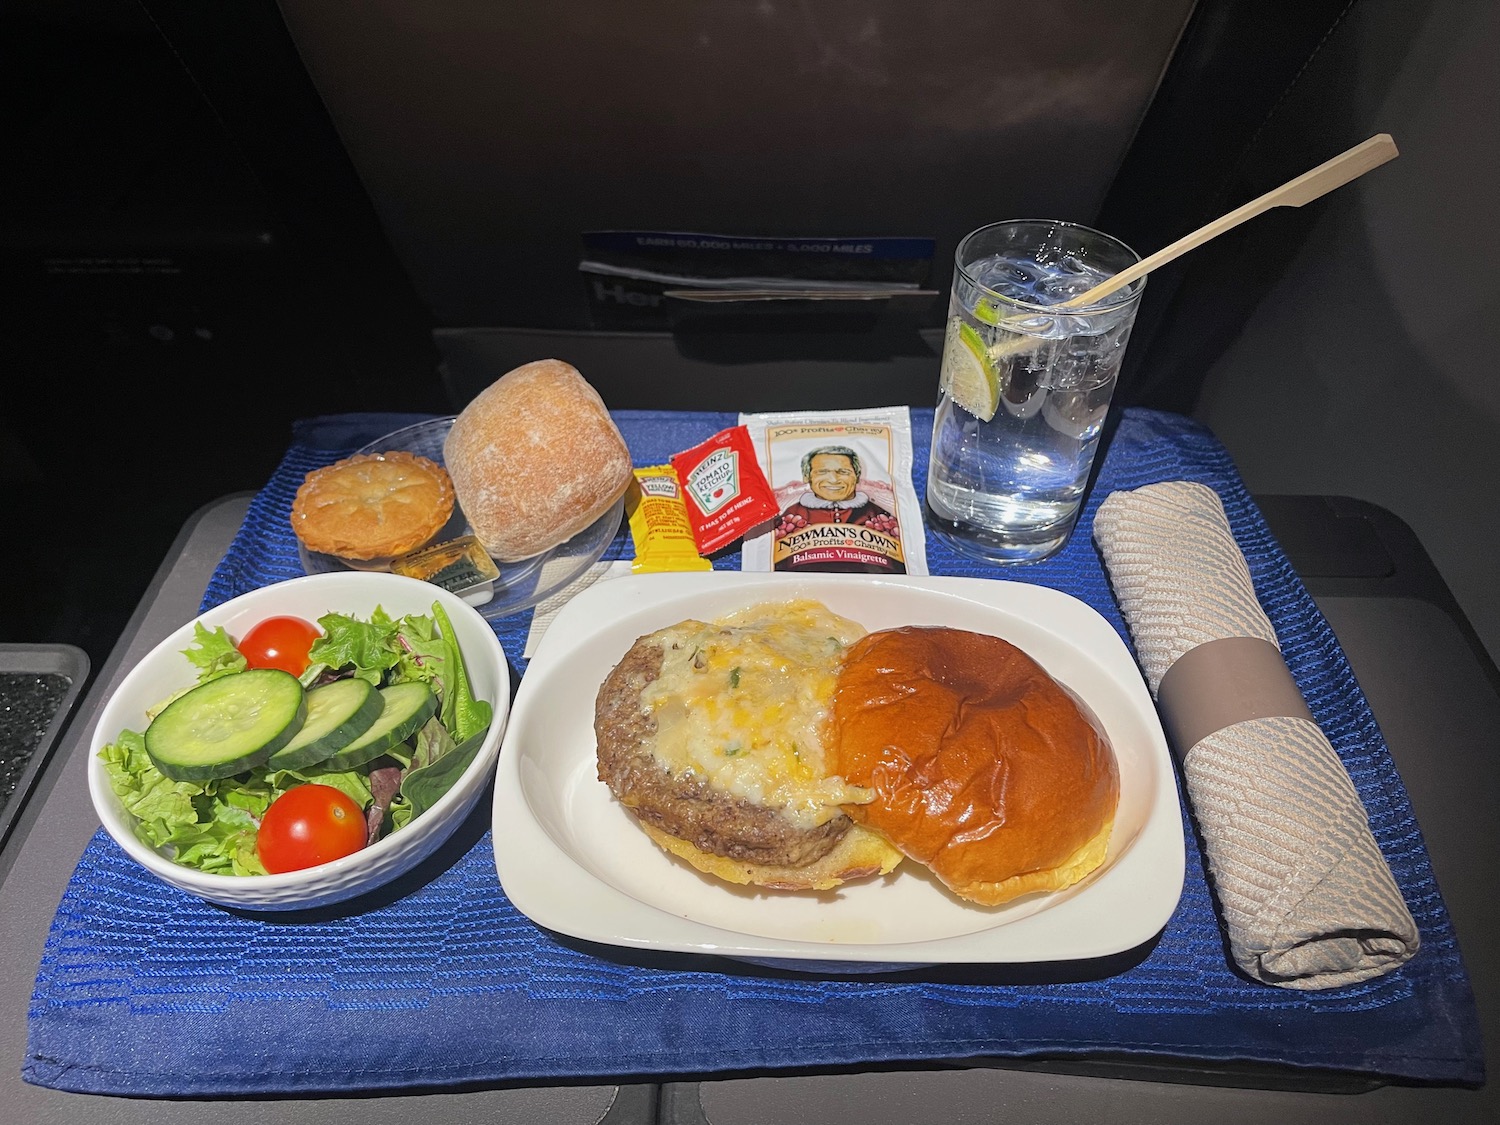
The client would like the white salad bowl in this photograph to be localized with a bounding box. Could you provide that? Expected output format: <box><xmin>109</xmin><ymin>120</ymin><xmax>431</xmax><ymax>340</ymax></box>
<box><xmin>87</xmin><ymin>571</ymin><xmax>510</xmax><ymax>911</ymax></box>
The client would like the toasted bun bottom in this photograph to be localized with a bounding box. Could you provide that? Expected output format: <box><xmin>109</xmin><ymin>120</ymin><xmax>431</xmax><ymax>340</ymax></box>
<box><xmin>831</xmin><ymin>626</ymin><xmax>1120</xmax><ymax>906</ymax></box>
<box><xmin>944</xmin><ymin>813</ymin><xmax>1115</xmax><ymax>906</ymax></box>
<box><xmin>639</xmin><ymin>820</ymin><xmax>903</xmax><ymax>892</ymax></box>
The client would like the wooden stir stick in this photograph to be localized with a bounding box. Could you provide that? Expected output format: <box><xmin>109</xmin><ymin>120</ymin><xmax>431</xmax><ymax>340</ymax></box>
<box><xmin>1056</xmin><ymin>132</ymin><xmax>1400</xmax><ymax>311</ymax></box>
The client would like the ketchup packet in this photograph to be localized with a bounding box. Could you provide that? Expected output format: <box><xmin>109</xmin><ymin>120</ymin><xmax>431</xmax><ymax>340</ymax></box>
<box><xmin>670</xmin><ymin>425</ymin><xmax>780</xmax><ymax>555</ymax></box>
<box><xmin>737</xmin><ymin>406</ymin><xmax>928</xmax><ymax>575</ymax></box>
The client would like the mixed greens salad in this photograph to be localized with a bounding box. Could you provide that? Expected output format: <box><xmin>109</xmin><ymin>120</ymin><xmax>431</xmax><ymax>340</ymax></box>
<box><xmin>98</xmin><ymin>601</ymin><xmax>494</xmax><ymax>876</ymax></box>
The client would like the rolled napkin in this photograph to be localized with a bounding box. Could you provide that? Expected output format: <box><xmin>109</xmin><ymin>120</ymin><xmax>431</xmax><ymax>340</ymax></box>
<box><xmin>1093</xmin><ymin>480</ymin><xmax>1419</xmax><ymax>989</ymax></box>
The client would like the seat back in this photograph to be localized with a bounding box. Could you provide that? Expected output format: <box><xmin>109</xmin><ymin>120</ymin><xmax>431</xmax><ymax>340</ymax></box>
<box><xmin>273</xmin><ymin>0</ymin><xmax>1197</xmax><ymax>408</ymax></box>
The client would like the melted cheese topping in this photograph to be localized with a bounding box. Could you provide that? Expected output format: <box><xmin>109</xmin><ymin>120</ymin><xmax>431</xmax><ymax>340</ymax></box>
<box><xmin>640</xmin><ymin>599</ymin><xmax>873</xmax><ymax>826</ymax></box>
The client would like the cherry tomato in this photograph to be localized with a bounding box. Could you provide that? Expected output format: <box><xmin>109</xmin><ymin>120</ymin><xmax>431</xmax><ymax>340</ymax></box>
<box><xmin>256</xmin><ymin>784</ymin><xmax>367</xmax><ymax>873</ymax></box>
<box><xmin>238</xmin><ymin>616</ymin><xmax>322</xmax><ymax>676</ymax></box>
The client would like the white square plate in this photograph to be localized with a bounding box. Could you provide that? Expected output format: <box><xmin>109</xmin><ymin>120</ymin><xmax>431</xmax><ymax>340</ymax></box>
<box><xmin>492</xmin><ymin>572</ymin><xmax>1184</xmax><ymax>970</ymax></box>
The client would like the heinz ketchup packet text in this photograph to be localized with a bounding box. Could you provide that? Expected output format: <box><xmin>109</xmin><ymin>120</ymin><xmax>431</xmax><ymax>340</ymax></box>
<box><xmin>738</xmin><ymin>406</ymin><xmax>927</xmax><ymax>575</ymax></box>
<box><xmin>670</xmin><ymin>425</ymin><xmax>780</xmax><ymax>555</ymax></box>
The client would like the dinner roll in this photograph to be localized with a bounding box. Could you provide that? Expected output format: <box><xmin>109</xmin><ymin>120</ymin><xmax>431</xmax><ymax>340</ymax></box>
<box><xmin>444</xmin><ymin>360</ymin><xmax>633</xmax><ymax>561</ymax></box>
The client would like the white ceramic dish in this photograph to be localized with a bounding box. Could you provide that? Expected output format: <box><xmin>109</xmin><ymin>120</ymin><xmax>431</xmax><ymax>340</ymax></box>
<box><xmin>492</xmin><ymin>572</ymin><xmax>1183</xmax><ymax>969</ymax></box>
<box><xmin>298</xmin><ymin>416</ymin><xmax>624</xmax><ymax>621</ymax></box>
<box><xmin>88</xmin><ymin>572</ymin><xmax>510</xmax><ymax>911</ymax></box>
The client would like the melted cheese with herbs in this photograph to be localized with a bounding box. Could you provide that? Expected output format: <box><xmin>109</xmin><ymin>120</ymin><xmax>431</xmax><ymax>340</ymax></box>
<box><xmin>639</xmin><ymin>599</ymin><xmax>872</xmax><ymax>826</ymax></box>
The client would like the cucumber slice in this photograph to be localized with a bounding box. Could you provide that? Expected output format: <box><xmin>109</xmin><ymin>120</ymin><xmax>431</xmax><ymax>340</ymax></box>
<box><xmin>319</xmin><ymin>681</ymin><xmax>438</xmax><ymax>771</ymax></box>
<box><xmin>266</xmin><ymin>677</ymin><xmax>383</xmax><ymax>771</ymax></box>
<box><xmin>145</xmin><ymin>668</ymin><xmax>307</xmax><ymax>781</ymax></box>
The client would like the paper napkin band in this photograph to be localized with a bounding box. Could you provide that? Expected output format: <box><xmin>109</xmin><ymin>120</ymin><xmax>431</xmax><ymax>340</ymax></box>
<box><xmin>1156</xmin><ymin>635</ymin><xmax>1314</xmax><ymax>759</ymax></box>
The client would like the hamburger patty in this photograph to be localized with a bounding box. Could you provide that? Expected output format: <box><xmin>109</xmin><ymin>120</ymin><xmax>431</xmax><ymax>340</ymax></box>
<box><xmin>594</xmin><ymin>636</ymin><xmax>852</xmax><ymax>868</ymax></box>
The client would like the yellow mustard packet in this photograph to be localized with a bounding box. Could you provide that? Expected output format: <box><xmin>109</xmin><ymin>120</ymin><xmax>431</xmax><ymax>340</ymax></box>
<box><xmin>627</xmin><ymin>465</ymin><xmax>713</xmax><ymax>573</ymax></box>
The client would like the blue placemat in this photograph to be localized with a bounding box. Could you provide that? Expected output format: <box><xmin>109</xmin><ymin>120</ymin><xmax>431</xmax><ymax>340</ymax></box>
<box><xmin>25</xmin><ymin>407</ymin><xmax>1484</xmax><ymax>1096</ymax></box>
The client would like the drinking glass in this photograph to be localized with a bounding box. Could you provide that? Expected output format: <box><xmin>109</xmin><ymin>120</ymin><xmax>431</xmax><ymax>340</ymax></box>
<box><xmin>926</xmin><ymin>219</ymin><xmax>1144</xmax><ymax>563</ymax></box>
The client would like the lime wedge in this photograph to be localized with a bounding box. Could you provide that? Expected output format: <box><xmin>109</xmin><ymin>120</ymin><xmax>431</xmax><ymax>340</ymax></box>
<box><xmin>939</xmin><ymin>317</ymin><xmax>1000</xmax><ymax>422</ymax></box>
<box><xmin>974</xmin><ymin>297</ymin><xmax>1003</xmax><ymax>326</ymax></box>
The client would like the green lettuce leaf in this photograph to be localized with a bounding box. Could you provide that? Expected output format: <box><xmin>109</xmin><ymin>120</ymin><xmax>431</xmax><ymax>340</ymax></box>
<box><xmin>430</xmin><ymin>601</ymin><xmax>493</xmax><ymax>745</ymax></box>
<box><xmin>399</xmin><ymin>716</ymin><xmax>484</xmax><ymax>822</ymax></box>
<box><xmin>266</xmin><ymin>763</ymin><xmax>374</xmax><ymax>809</ymax></box>
<box><xmin>165</xmin><ymin>803</ymin><xmax>265</xmax><ymax>876</ymax></box>
<box><xmin>100</xmin><ymin>731</ymin><xmax>268</xmax><ymax>874</ymax></box>
<box><xmin>182</xmin><ymin>622</ymin><xmax>248</xmax><ymax>682</ymax></box>
<box><xmin>308</xmin><ymin>607</ymin><xmax>403</xmax><ymax>685</ymax></box>
<box><xmin>100</xmin><ymin>730</ymin><xmax>205</xmax><ymax>837</ymax></box>
<box><xmin>388</xmin><ymin>612</ymin><xmax>445</xmax><ymax>689</ymax></box>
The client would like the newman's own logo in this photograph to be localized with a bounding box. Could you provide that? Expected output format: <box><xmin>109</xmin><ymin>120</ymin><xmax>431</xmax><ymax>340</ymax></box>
<box><xmin>684</xmin><ymin>448</ymin><xmax>739</xmax><ymax>515</ymax></box>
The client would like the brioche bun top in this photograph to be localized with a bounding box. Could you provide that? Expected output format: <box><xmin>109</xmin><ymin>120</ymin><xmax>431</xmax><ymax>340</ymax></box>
<box><xmin>829</xmin><ymin>626</ymin><xmax>1119</xmax><ymax>906</ymax></box>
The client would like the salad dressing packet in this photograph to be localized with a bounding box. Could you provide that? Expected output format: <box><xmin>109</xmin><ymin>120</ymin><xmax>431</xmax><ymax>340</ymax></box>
<box><xmin>738</xmin><ymin>406</ymin><xmax>928</xmax><ymax>575</ymax></box>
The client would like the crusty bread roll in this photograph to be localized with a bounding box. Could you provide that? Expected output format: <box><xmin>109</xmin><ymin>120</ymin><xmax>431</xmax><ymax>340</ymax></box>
<box><xmin>830</xmin><ymin>626</ymin><xmax>1119</xmax><ymax>906</ymax></box>
<box><xmin>444</xmin><ymin>359</ymin><xmax>633</xmax><ymax>561</ymax></box>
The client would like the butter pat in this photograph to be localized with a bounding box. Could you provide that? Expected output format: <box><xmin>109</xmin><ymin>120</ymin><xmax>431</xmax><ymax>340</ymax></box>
<box><xmin>391</xmin><ymin>535</ymin><xmax>501</xmax><ymax>606</ymax></box>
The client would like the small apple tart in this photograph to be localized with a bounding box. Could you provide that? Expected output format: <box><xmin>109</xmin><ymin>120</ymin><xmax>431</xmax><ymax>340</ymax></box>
<box><xmin>291</xmin><ymin>451</ymin><xmax>456</xmax><ymax>561</ymax></box>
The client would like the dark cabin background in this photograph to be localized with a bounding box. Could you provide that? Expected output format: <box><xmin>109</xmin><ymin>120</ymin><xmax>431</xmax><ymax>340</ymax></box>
<box><xmin>4</xmin><ymin>0</ymin><xmax>1494</xmax><ymax>676</ymax></box>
